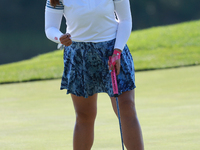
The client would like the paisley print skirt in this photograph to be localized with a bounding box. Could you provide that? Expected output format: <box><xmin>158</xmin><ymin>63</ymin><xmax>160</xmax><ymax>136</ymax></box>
<box><xmin>60</xmin><ymin>39</ymin><xmax>136</xmax><ymax>98</ymax></box>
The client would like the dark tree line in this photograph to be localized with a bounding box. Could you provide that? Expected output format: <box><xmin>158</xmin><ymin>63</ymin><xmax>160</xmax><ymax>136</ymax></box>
<box><xmin>0</xmin><ymin>0</ymin><xmax>200</xmax><ymax>64</ymax></box>
<box><xmin>1</xmin><ymin>0</ymin><xmax>200</xmax><ymax>31</ymax></box>
<box><xmin>131</xmin><ymin>0</ymin><xmax>200</xmax><ymax>29</ymax></box>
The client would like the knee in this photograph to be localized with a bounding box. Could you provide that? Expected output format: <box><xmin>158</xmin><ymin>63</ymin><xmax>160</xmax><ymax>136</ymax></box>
<box><xmin>76</xmin><ymin>109</ymin><xmax>97</xmax><ymax>124</ymax></box>
<box><xmin>118</xmin><ymin>97</ymin><xmax>137</xmax><ymax>118</ymax></box>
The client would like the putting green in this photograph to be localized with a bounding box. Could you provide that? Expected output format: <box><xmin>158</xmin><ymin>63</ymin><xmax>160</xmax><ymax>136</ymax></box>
<box><xmin>0</xmin><ymin>66</ymin><xmax>199</xmax><ymax>150</ymax></box>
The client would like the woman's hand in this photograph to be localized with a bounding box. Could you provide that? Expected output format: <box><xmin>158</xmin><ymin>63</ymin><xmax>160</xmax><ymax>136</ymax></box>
<box><xmin>108</xmin><ymin>49</ymin><xmax>122</xmax><ymax>76</ymax></box>
<box><xmin>59</xmin><ymin>33</ymin><xmax>72</xmax><ymax>46</ymax></box>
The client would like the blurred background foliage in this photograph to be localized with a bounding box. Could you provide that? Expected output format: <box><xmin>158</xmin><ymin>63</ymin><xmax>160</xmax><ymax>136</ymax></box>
<box><xmin>0</xmin><ymin>0</ymin><xmax>200</xmax><ymax>65</ymax></box>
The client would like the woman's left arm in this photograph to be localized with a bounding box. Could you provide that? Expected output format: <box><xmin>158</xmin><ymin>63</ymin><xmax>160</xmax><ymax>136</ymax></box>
<box><xmin>114</xmin><ymin>0</ymin><xmax>132</xmax><ymax>52</ymax></box>
<box><xmin>108</xmin><ymin>0</ymin><xmax>132</xmax><ymax>75</ymax></box>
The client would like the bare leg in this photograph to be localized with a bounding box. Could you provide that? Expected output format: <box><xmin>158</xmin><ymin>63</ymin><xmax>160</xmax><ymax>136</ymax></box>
<box><xmin>110</xmin><ymin>89</ymin><xmax>144</xmax><ymax>150</ymax></box>
<box><xmin>71</xmin><ymin>94</ymin><xmax>98</xmax><ymax>150</ymax></box>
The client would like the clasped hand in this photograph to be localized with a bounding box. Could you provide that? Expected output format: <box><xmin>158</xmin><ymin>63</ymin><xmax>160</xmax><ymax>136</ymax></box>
<box><xmin>59</xmin><ymin>33</ymin><xmax>72</xmax><ymax>46</ymax></box>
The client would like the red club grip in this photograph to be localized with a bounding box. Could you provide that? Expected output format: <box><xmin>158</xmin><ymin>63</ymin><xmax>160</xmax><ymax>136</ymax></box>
<box><xmin>109</xmin><ymin>56</ymin><xmax>119</xmax><ymax>97</ymax></box>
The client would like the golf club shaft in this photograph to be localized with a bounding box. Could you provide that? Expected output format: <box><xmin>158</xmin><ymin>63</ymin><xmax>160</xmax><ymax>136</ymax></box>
<box><xmin>116</xmin><ymin>97</ymin><xmax>125</xmax><ymax>150</ymax></box>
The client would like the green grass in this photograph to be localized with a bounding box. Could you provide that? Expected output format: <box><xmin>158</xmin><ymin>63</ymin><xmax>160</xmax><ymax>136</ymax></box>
<box><xmin>130</xmin><ymin>20</ymin><xmax>200</xmax><ymax>70</ymax></box>
<box><xmin>0</xmin><ymin>66</ymin><xmax>199</xmax><ymax>150</ymax></box>
<box><xmin>0</xmin><ymin>20</ymin><xmax>200</xmax><ymax>83</ymax></box>
<box><xmin>0</xmin><ymin>51</ymin><xmax>63</xmax><ymax>83</ymax></box>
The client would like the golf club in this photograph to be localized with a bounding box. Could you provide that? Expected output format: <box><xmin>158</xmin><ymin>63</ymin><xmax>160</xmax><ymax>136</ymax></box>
<box><xmin>109</xmin><ymin>56</ymin><xmax>125</xmax><ymax>150</ymax></box>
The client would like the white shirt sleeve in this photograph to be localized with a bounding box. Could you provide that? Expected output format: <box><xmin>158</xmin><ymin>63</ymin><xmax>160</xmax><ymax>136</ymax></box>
<box><xmin>114</xmin><ymin>0</ymin><xmax>132</xmax><ymax>51</ymax></box>
<box><xmin>45</xmin><ymin>0</ymin><xmax>64</xmax><ymax>43</ymax></box>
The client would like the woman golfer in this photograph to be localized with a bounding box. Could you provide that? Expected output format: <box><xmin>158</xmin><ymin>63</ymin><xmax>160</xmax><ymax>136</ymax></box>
<box><xmin>45</xmin><ymin>0</ymin><xmax>144</xmax><ymax>149</ymax></box>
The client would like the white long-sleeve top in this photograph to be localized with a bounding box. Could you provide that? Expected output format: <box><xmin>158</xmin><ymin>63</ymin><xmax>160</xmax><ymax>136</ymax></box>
<box><xmin>45</xmin><ymin>0</ymin><xmax>132</xmax><ymax>51</ymax></box>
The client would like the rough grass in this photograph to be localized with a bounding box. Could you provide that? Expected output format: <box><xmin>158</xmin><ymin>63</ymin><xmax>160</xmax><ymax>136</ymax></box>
<box><xmin>0</xmin><ymin>51</ymin><xmax>63</xmax><ymax>83</ymax></box>
<box><xmin>0</xmin><ymin>66</ymin><xmax>199</xmax><ymax>150</ymax></box>
<box><xmin>130</xmin><ymin>20</ymin><xmax>200</xmax><ymax>70</ymax></box>
<box><xmin>0</xmin><ymin>20</ymin><xmax>200</xmax><ymax>84</ymax></box>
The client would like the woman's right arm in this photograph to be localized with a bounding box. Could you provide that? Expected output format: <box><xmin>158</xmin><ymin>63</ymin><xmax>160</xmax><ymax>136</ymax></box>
<box><xmin>45</xmin><ymin>0</ymin><xmax>64</xmax><ymax>43</ymax></box>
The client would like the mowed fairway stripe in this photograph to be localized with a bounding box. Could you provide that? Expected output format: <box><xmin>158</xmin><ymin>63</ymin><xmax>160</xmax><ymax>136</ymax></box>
<box><xmin>0</xmin><ymin>66</ymin><xmax>199</xmax><ymax>150</ymax></box>
<box><xmin>135</xmin><ymin>65</ymin><xmax>200</xmax><ymax>150</ymax></box>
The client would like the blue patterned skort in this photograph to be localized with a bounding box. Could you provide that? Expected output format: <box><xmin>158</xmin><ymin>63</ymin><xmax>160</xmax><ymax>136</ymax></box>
<box><xmin>60</xmin><ymin>39</ymin><xmax>136</xmax><ymax>98</ymax></box>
